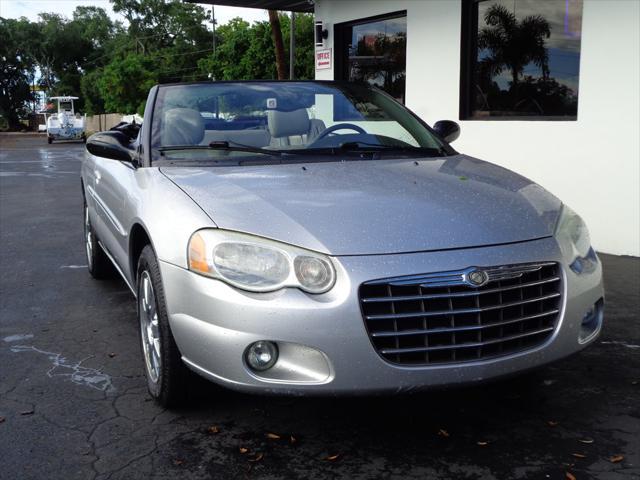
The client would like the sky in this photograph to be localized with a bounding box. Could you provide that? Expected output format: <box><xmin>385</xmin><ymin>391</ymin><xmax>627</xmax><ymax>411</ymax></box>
<box><xmin>0</xmin><ymin>0</ymin><xmax>269</xmax><ymax>25</ymax></box>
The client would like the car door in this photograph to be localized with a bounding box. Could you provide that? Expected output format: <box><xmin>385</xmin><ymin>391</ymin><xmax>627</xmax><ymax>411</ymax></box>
<box><xmin>84</xmin><ymin>153</ymin><xmax>113</xmax><ymax>252</ymax></box>
<box><xmin>91</xmin><ymin>153</ymin><xmax>137</xmax><ymax>282</ymax></box>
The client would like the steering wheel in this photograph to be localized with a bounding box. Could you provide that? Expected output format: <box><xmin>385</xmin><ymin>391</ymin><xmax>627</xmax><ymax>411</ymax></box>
<box><xmin>313</xmin><ymin>123</ymin><xmax>367</xmax><ymax>142</ymax></box>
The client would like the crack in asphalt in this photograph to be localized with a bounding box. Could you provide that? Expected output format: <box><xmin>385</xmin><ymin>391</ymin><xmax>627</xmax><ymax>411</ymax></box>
<box><xmin>9</xmin><ymin>344</ymin><xmax>115</xmax><ymax>392</ymax></box>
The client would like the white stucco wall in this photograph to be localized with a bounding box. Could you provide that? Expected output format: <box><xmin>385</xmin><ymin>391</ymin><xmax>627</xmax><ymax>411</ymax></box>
<box><xmin>314</xmin><ymin>0</ymin><xmax>640</xmax><ymax>256</ymax></box>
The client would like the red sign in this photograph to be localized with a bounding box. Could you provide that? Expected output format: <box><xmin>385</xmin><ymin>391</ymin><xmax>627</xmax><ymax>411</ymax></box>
<box><xmin>315</xmin><ymin>49</ymin><xmax>332</xmax><ymax>70</ymax></box>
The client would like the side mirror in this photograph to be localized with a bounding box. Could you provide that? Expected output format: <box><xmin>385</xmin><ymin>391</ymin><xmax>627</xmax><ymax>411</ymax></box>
<box><xmin>433</xmin><ymin>120</ymin><xmax>461</xmax><ymax>143</ymax></box>
<box><xmin>86</xmin><ymin>131</ymin><xmax>137</xmax><ymax>163</ymax></box>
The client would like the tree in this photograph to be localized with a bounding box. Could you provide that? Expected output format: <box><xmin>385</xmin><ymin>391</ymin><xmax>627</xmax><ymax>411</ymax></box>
<box><xmin>197</xmin><ymin>13</ymin><xmax>315</xmax><ymax>82</ymax></box>
<box><xmin>280</xmin><ymin>13</ymin><xmax>315</xmax><ymax>80</ymax></box>
<box><xmin>477</xmin><ymin>4</ymin><xmax>550</xmax><ymax>89</ymax></box>
<box><xmin>1</xmin><ymin>1</ymin><xmax>316</xmax><ymax>126</ymax></box>
<box><xmin>0</xmin><ymin>18</ymin><xmax>36</xmax><ymax>128</ymax></box>
<box><xmin>81</xmin><ymin>69</ymin><xmax>106</xmax><ymax>115</ymax></box>
<box><xmin>99</xmin><ymin>54</ymin><xmax>158</xmax><ymax>114</ymax></box>
<box><xmin>268</xmin><ymin>10</ymin><xmax>287</xmax><ymax>80</ymax></box>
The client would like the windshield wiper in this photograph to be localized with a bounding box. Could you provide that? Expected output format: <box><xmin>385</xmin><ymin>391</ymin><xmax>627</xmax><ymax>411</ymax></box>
<box><xmin>158</xmin><ymin>141</ymin><xmax>283</xmax><ymax>157</ymax></box>
<box><xmin>291</xmin><ymin>142</ymin><xmax>448</xmax><ymax>157</ymax></box>
<box><xmin>338</xmin><ymin>142</ymin><xmax>449</xmax><ymax>155</ymax></box>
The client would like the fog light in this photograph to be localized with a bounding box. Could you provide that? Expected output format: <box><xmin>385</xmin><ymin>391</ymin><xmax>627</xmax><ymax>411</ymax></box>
<box><xmin>245</xmin><ymin>341</ymin><xmax>278</xmax><ymax>371</ymax></box>
<box><xmin>579</xmin><ymin>298</ymin><xmax>604</xmax><ymax>343</ymax></box>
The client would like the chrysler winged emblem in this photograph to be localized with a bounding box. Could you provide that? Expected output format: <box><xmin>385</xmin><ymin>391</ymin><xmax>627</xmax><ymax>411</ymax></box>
<box><xmin>466</xmin><ymin>269</ymin><xmax>489</xmax><ymax>287</ymax></box>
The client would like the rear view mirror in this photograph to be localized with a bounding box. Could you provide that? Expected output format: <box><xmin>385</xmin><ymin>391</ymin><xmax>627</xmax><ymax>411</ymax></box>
<box><xmin>433</xmin><ymin>120</ymin><xmax>461</xmax><ymax>143</ymax></box>
<box><xmin>86</xmin><ymin>131</ymin><xmax>137</xmax><ymax>163</ymax></box>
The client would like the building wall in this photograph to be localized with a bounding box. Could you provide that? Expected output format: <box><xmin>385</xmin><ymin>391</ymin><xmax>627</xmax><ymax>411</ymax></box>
<box><xmin>314</xmin><ymin>0</ymin><xmax>640</xmax><ymax>256</ymax></box>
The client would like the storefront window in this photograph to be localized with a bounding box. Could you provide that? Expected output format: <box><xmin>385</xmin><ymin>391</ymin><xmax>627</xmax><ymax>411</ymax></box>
<box><xmin>335</xmin><ymin>13</ymin><xmax>407</xmax><ymax>104</ymax></box>
<box><xmin>461</xmin><ymin>0</ymin><xmax>583</xmax><ymax>120</ymax></box>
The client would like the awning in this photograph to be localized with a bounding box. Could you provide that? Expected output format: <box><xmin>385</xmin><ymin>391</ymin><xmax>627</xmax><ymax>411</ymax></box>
<box><xmin>184</xmin><ymin>0</ymin><xmax>314</xmax><ymax>13</ymax></box>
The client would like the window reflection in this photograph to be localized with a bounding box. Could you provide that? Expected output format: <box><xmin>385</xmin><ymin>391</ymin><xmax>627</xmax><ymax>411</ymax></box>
<box><xmin>343</xmin><ymin>16</ymin><xmax>407</xmax><ymax>104</ymax></box>
<box><xmin>466</xmin><ymin>0</ymin><xmax>583</xmax><ymax>119</ymax></box>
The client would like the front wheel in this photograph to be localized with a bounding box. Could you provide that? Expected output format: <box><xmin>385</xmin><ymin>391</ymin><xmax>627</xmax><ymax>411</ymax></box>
<box><xmin>137</xmin><ymin>245</ymin><xmax>189</xmax><ymax>407</ymax></box>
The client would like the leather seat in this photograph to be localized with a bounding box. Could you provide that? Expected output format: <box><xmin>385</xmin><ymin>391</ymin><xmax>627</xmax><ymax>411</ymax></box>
<box><xmin>161</xmin><ymin>108</ymin><xmax>205</xmax><ymax>146</ymax></box>
<box><xmin>267</xmin><ymin>109</ymin><xmax>325</xmax><ymax>147</ymax></box>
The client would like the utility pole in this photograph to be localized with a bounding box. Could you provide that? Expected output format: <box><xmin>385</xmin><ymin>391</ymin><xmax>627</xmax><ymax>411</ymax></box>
<box><xmin>289</xmin><ymin>12</ymin><xmax>295</xmax><ymax>80</ymax></box>
<box><xmin>210</xmin><ymin>7</ymin><xmax>216</xmax><ymax>56</ymax></box>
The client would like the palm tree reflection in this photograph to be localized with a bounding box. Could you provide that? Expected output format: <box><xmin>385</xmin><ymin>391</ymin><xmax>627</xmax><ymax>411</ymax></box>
<box><xmin>474</xmin><ymin>3</ymin><xmax>578</xmax><ymax>117</ymax></box>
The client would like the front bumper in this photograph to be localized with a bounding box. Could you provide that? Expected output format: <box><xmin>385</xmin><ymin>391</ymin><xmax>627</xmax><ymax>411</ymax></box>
<box><xmin>160</xmin><ymin>236</ymin><xmax>604</xmax><ymax>395</ymax></box>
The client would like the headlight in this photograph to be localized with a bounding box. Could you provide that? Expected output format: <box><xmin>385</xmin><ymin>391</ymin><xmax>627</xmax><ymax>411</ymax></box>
<box><xmin>188</xmin><ymin>229</ymin><xmax>336</xmax><ymax>293</ymax></box>
<box><xmin>555</xmin><ymin>204</ymin><xmax>594</xmax><ymax>268</ymax></box>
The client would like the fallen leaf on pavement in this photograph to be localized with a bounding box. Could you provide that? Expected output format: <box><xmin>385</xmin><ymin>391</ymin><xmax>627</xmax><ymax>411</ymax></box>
<box><xmin>173</xmin><ymin>459</ymin><xmax>184</xmax><ymax>466</ymax></box>
<box><xmin>207</xmin><ymin>425</ymin><xmax>220</xmax><ymax>434</ymax></box>
<box><xmin>0</xmin><ymin>416</ymin><xmax>5</xmax><ymax>423</ymax></box>
<box><xmin>566</xmin><ymin>472</ymin><xmax>576</xmax><ymax>480</ymax></box>
<box><xmin>571</xmin><ymin>453</ymin><xmax>586</xmax><ymax>459</ymax></box>
<box><xmin>325</xmin><ymin>454</ymin><xmax>340</xmax><ymax>461</ymax></box>
<box><xmin>609</xmin><ymin>455</ymin><xmax>624</xmax><ymax>463</ymax></box>
<box><xmin>578</xmin><ymin>438</ymin><xmax>594</xmax><ymax>444</ymax></box>
<box><xmin>248</xmin><ymin>453</ymin><xmax>264</xmax><ymax>462</ymax></box>
<box><xmin>266</xmin><ymin>432</ymin><xmax>280</xmax><ymax>440</ymax></box>
<box><xmin>239</xmin><ymin>447</ymin><xmax>249</xmax><ymax>454</ymax></box>
<box><xmin>547</xmin><ymin>420</ymin><xmax>559</xmax><ymax>427</ymax></box>
<box><xmin>476</xmin><ymin>441</ymin><xmax>489</xmax><ymax>446</ymax></box>
<box><xmin>438</xmin><ymin>429</ymin><xmax>450</xmax><ymax>438</ymax></box>
<box><xmin>20</xmin><ymin>409</ymin><xmax>34</xmax><ymax>416</ymax></box>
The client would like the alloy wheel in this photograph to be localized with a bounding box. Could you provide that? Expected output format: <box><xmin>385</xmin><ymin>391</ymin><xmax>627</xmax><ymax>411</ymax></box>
<box><xmin>139</xmin><ymin>271</ymin><xmax>161</xmax><ymax>383</ymax></box>
<box><xmin>84</xmin><ymin>205</ymin><xmax>93</xmax><ymax>269</ymax></box>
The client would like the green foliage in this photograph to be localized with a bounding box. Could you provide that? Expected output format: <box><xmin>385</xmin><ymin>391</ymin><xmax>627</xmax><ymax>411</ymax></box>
<box><xmin>1</xmin><ymin>2</ymin><xmax>315</xmax><ymax>125</ymax></box>
<box><xmin>197</xmin><ymin>13</ymin><xmax>315</xmax><ymax>82</ymax></box>
<box><xmin>99</xmin><ymin>54</ymin><xmax>158</xmax><ymax>115</ymax></box>
<box><xmin>0</xmin><ymin>18</ymin><xmax>36</xmax><ymax>128</ymax></box>
<box><xmin>81</xmin><ymin>69</ymin><xmax>106</xmax><ymax>115</ymax></box>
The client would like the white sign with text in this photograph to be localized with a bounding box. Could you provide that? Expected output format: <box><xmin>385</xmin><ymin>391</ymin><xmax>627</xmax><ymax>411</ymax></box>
<box><xmin>315</xmin><ymin>49</ymin><xmax>332</xmax><ymax>70</ymax></box>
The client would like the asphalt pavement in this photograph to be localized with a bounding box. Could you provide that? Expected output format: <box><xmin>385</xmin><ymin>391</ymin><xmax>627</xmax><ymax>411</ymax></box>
<box><xmin>1</xmin><ymin>135</ymin><xmax>638</xmax><ymax>480</ymax></box>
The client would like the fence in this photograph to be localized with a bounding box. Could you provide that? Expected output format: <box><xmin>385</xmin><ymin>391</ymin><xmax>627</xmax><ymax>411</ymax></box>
<box><xmin>85</xmin><ymin>113</ymin><xmax>126</xmax><ymax>134</ymax></box>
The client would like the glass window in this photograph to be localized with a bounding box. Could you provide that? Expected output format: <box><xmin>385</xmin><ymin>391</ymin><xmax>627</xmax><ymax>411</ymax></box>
<box><xmin>150</xmin><ymin>81</ymin><xmax>448</xmax><ymax>164</ymax></box>
<box><xmin>336</xmin><ymin>13</ymin><xmax>407</xmax><ymax>104</ymax></box>
<box><xmin>461</xmin><ymin>0</ymin><xmax>583</xmax><ymax>119</ymax></box>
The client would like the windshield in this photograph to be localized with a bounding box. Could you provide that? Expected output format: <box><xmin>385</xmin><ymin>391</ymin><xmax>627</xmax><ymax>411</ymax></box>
<box><xmin>59</xmin><ymin>101</ymin><xmax>73</xmax><ymax>112</ymax></box>
<box><xmin>151</xmin><ymin>81</ymin><xmax>449</xmax><ymax>164</ymax></box>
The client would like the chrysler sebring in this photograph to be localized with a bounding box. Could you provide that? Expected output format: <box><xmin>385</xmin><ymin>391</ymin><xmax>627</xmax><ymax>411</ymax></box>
<box><xmin>82</xmin><ymin>81</ymin><xmax>604</xmax><ymax>406</ymax></box>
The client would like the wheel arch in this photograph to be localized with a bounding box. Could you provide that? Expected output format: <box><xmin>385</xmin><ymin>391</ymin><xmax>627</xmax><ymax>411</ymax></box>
<box><xmin>129</xmin><ymin>222</ymin><xmax>154</xmax><ymax>284</ymax></box>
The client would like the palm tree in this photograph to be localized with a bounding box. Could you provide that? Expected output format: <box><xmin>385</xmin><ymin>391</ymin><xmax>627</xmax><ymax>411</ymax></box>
<box><xmin>477</xmin><ymin>4</ymin><xmax>551</xmax><ymax>90</ymax></box>
<box><xmin>268</xmin><ymin>10</ymin><xmax>287</xmax><ymax>80</ymax></box>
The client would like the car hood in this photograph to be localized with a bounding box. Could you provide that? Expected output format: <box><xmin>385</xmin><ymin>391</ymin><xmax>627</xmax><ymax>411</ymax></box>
<box><xmin>160</xmin><ymin>154</ymin><xmax>561</xmax><ymax>256</ymax></box>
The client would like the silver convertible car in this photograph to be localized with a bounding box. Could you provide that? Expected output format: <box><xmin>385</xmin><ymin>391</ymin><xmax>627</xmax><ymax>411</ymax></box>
<box><xmin>82</xmin><ymin>81</ymin><xmax>604</xmax><ymax>406</ymax></box>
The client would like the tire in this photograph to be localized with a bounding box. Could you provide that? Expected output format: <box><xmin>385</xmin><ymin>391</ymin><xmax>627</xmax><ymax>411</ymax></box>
<box><xmin>47</xmin><ymin>137</ymin><xmax>52</xmax><ymax>144</ymax></box>
<box><xmin>84</xmin><ymin>201</ymin><xmax>113</xmax><ymax>279</ymax></box>
<box><xmin>137</xmin><ymin>245</ymin><xmax>189</xmax><ymax>407</ymax></box>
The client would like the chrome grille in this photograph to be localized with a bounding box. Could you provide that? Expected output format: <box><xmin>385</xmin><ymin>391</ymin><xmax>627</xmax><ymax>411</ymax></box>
<box><xmin>359</xmin><ymin>262</ymin><xmax>562</xmax><ymax>365</ymax></box>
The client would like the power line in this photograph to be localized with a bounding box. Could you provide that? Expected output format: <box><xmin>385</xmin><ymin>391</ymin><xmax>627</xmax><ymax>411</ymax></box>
<box><xmin>84</xmin><ymin>46</ymin><xmax>215</xmax><ymax>68</ymax></box>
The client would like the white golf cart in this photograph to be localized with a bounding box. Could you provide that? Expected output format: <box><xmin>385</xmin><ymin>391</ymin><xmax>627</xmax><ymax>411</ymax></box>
<box><xmin>43</xmin><ymin>96</ymin><xmax>86</xmax><ymax>144</ymax></box>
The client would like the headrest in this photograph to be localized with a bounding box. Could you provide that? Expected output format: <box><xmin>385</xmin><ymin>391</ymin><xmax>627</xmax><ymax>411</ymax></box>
<box><xmin>267</xmin><ymin>109</ymin><xmax>310</xmax><ymax>138</ymax></box>
<box><xmin>161</xmin><ymin>108</ymin><xmax>205</xmax><ymax>146</ymax></box>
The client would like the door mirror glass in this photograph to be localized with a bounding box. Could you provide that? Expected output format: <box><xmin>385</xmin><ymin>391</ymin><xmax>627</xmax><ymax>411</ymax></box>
<box><xmin>433</xmin><ymin>120</ymin><xmax>461</xmax><ymax>143</ymax></box>
<box><xmin>86</xmin><ymin>131</ymin><xmax>136</xmax><ymax>163</ymax></box>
